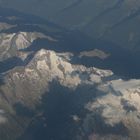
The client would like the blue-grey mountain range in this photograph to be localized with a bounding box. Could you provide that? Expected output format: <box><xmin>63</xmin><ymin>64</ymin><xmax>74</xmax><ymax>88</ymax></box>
<box><xmin>0</xmin><ymin>1</ymin><xmax>140</xmax><ymax>140</ymax></box>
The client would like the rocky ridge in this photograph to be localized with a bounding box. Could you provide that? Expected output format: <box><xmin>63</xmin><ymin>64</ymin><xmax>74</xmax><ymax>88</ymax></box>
<box><xmin>0</xmin><ymin>47</ymin><xmax>140</xmax><ymax>140</ymax></box>
<box><xmin>0</xmin><ymin>11</ymin><xmax>140</xmax><ymax>140</ymax></box>
<box><xmin>0</xmin><ymin>30</ymin><xmax>55</xmax><ymax>61</ymax></box>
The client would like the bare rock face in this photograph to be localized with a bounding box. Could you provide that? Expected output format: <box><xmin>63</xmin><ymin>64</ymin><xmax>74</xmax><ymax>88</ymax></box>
<box><xmin>85</xmin><ymin>78</ymin><xmax>140</xmax><ymax>140</ymax></box>
<box><xmin>0</xmin><ymin>46</ymin><xmax>140</xmax><ymax>140</ymax></box>
<box><xmin>0</xmin><ymin>31</ymin><xmax>49</xmax><ymax>61</ymax></box>
<box><xmin>0</xmin><ymin>47</ymin><xmax>114</xmax><ymax>140</ymax></box>
<box><xmin>2</xmin><ymin>0</ymin><xmax>140</xmax><ymax>52</ymax></box>
<box><xmin>0</xmin><ymin>13</ymin><xmax>140</xmax><ymax>140</ymax></box>
<box><xmin>1</xmin><ymin>48</ymin><xmax>113</xmax><ymax>106</ymax></box>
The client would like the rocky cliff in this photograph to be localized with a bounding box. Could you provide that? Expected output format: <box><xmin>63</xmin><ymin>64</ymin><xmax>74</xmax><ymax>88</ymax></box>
<box><xmin>0</xmin><ymin>8</ymin><xmax>140</xmax><ymax>140</ymax></box>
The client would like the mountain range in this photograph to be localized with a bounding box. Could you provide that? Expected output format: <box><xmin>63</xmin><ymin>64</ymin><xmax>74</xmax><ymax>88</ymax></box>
<box><xmin>0</xmin><ymin>4</ymin><xmax>140</xmax><ymax>140</ymax></box>
<box><xmin>1</xmin><ymin>0</ymin><xmax>140</xmax><ymax>52</ymax></box>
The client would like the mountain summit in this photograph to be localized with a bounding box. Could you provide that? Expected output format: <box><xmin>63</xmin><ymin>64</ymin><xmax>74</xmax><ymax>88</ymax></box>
<box><xmin>1</xmin><ymin>0</ymin><xmax>140</xmax><ymax>52</ymax></box>
<box><xmin>0</xmin><ymin>5</ymin><xmax>140</xmax><ymax>140</ymax></box>
<box><xmin>1</xmin><ymin>46</ymin><xmax>140</xmax><ymax>140</ymax></box>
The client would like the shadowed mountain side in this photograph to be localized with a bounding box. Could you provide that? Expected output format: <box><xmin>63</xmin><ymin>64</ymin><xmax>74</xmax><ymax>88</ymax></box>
<box><xmin>0</xmin><ymin>4</ymin><xmax>140</xmax><ymax>140</ymax></box>
<box><xmin>25</xmin><ymin>34</ymin><xmax>140</xmax><ymax>79</ymax></box>
<box><xmin>1</xmin><ymin>0</ymin><xmax>140</xmax><ymax>53</ymax></box>
<box><xmin>60</xmin><ymin>0</ymin><xmax>84</xmax><ymax>12</ymax></box>
<box><xmin>0</xmin><ymin>57</ymin><xmax>23</xmax><ymax>73</ymax></box>
<box><xmin>0</xmin><ymin>74</ymin><xmax>4</xmax><ymax>85</ymax></box>
<box><xmin>71</xmin><ymin>45</ymin><xmax>140</xmax><ymax>79</ymax></box>
<box><xmin>0</xmin><ymin>6</ymin><xmax>62</xmax><ymax>29</ymax></box>
<box><xmin>18</xmin><ymin>80</ymin><xmax>129</xmax><ymax>140</ymax></box>
<box><xmin>1</xmin><ymin>29</ymin><xmax>138</xmax><ymax>79</ymax></box>
<box><xmin>83</xmin><ymin>0</ymin><xmax>125</xmax><ymax>28</ymax></box>
<box><xmin>0</xmin><ymin>7</ymin><xmax>139</xmax><ymax>80</ymax></box>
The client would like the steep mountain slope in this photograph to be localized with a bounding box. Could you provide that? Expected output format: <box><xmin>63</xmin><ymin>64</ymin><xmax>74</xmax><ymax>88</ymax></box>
<box><xmin>0</xmin><ymin>6</ymin><xmax>140</xmax><ymax>140</ymax></box>
<box><xmin>1</xmin><ymin>3</ymin><xmax>140</xmax><ymax>79</ymax></box>
<box><xmin>0</xmin><ymin>31</ymin><xmax>47</xmax><ymax>61</ymax></box>
<box><xmin>1</xmin><ymin>0</ymin><xmax>140</xmax><ymax>52</ymax></box>
<box><xmin>1</xmin><ymin>47</ymin><xmax>140</xmax><ymax>140</ymax></box>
